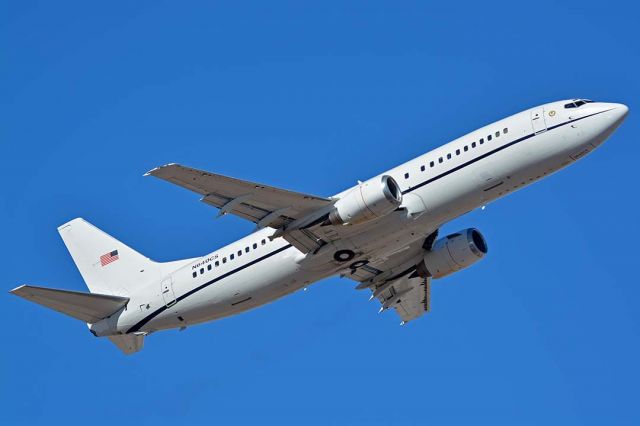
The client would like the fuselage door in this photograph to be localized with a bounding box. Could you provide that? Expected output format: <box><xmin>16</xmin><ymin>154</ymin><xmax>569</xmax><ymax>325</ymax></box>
<box><xmin>531</xmin><ymin>107</ymin><xmax>547</xmax><ymax>134</ymax></box>
<box><xmin>161</xmin><ymin>276</ymin><xmax>176</xmax><ymax>307</ymax></box>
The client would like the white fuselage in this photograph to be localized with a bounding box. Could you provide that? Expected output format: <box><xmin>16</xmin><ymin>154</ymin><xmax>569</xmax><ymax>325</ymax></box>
<box><xmin>90</xmin><ymin>100</ymin><xmax>628</xmax><ymax>336</ymax></box>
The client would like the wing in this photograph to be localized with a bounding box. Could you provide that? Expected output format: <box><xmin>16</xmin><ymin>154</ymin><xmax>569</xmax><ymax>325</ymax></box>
<box><xmin>362</xmin><ymin>264</ymin><xmax>431</xmax><ymax>324</ymax></box>
<box><xmin>146</xmin><ymin>163</ymin><xmax>331</xmax><ymax>228</ymax></box>
<box><xmin>377</xmin><ymin>274</ymin><xmax>430</xmax><ymax>324</ymax></box>
<box><xmin>146</xmin><ymin>164</ymin><xmax>334</xmax><ymax>251</ymax></box>
<box><xmin>351</xmin><ymin>230</ymin><xmax>438</xmax><ymax>324</ymax></box>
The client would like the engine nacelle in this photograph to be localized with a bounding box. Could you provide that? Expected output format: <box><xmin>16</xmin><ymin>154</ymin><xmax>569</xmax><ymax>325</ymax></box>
<box><xmin>327</xmin><ymin>175</ymin><xmax>402</xmax><ymax>225</ymax></box>
<box><xmin>419</xmin><ymin>229</ymin><xmax>488</xmax><ymax>279</ymax></box>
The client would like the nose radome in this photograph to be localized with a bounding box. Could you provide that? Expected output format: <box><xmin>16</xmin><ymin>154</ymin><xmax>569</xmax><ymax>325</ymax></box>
<box><xmin>597</xmin><ymin>102</ymin><xmax>629</xmax><ymax>135</ymax></box>
<box><xmin>600</xmin><ymin>102</ymin><xmax>628</xmax><ymax>117</ymax></box>
<box><xmin>608</xmin><ymin>103</ymin><xmax>629</xmax><ymax>126</ymax></box>
<box><xmin>614</xmin><ymin>103</ymin><xmax>629</xmax><ymax>119</ymax></box>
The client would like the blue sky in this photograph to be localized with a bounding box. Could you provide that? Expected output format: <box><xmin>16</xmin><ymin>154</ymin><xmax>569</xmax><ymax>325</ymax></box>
<box><xmin>2</xmin><ymin>1</ymin><xmax>639</xmax><ymax>425</ymax></box>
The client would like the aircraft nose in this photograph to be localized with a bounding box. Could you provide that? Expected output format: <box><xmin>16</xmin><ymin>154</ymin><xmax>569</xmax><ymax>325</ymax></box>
<box><xmin>600</xmin><ymin>102</ymin><xmax>629</xmax><ymax>131</ymax></box>
<box><xmin>613</xmin><ymin>103</ymin><xmax>629</xmax><ymax>121</ymax></box>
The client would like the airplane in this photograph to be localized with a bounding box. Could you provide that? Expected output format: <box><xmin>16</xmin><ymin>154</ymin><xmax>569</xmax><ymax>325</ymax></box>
<box><xmin>10</xmin><ymin>99</ymin><xmax>628</xmax><ymax>354</ymax></box>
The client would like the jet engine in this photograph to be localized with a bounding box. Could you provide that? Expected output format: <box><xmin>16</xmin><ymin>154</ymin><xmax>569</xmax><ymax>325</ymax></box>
<box><xmin>418</xmin><ymin>228</ymin><xmax>488</xmax><ymax>279</ymax></box>
<box><xmin>326</xmin><ymin>175</ymin><xmax>402</xmax><ymax>225</ymax></box>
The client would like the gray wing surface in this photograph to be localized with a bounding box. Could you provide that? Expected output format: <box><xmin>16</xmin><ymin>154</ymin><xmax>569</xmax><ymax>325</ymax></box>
<box><xmin>146</xmin><ymin>163</ymin><xmax>334</xmax><ymax>252</ymax></box>
<box><xmin>146</xmin><ymin>163</ymin><xmax>331</xmax><ymax>229</ymax></box>
<box><xmin>350</xmin><ymin>233</ymin><xmax>436</xmax><ymax>324</ymax></box>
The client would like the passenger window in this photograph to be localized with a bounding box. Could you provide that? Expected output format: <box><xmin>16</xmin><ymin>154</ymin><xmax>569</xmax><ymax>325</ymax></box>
<box><xmin>456</xmin><ymin>149</ymin><xmax>460</xmax><ymax>155</ymax></box>
<box><xmin>503</xmin><ymin>127</ymin><xmax>508</xmax><ymax>134</ymax></box>
<box><xmin>223</xmin><ymin>257</ymin><xmax>227</xmax><ymax>264</ymax></box>
<box><xmin>230</xmin><ymin>254</ymin><xmax>234</xmax><ymax>260</ymax></box>
<box><xmin>261</xmin><ymin>239</ymin><xmax>266</xmax><ymax>245</ymax></box>
<box><xmin>238</xmin><ymin>250</ymin><xmax>242</xmax><ymax>257</ymax></box>
<box><xmin>447</xmin><ymin>153</ymin><xmax>451</xmax><ymax>159</ymax></box>
<box><xmin>487</xmin><ymin>135</ymin><xmax>492</xmax><ymax>141</ymax></box>
<box><xmin>464</xmin><ymin>146</ymin><xmax>468</xmax><ymax>152</ymax></box>
<box><xmin>404</xmin><ymin>172</ymin><xmax>409</xmax><ymax>179</ymax></box>
<box><xmin>420</xmin><ymin>165</ymin><xmax>425</xmax><ymax>172</ymax></box>
<box><xmin>253</xmin><ymin>243</ymin><xmax>258</xmax><ymax>249</ymax></box>
<box><xmin>495</xmin><ymin>131</ymin><xmax>500</xmax><ymax>137</ymax></box>
<box><xmin>480</xmin><ymin>138</ymin><xmax>484</xmax><ymax>144</ymax></box>
<box><xmin>472</xmin><ymin>142</ymin><xmax>476</xmax><ymax>148</ymax></box>
<box><xmin>207</xmin><ymin>264</ymin><xmax>212</xmax><ymax>271</ymax></box>
<box><xmin>215</xmin><ymin>261</ymin><xmax>219</xmax><ymax>267</ymax></box>
<box><xmin>245</xmin><ymin>247</ymin><xmax>250</xmax><ymax>253</ymax></box>
<box><xmin>192</xmin><ymin>271</ymin><xmax>197</xmax><ymax>278</ymax></box>
<box><xmin>430</xmin><ymin>161</ymin><xmax>434</xmax><ymax>167</ymax></box>
<box><xmin>438</xmin><ymin>157</ymin><xmax>443</xmax><ymax>163</ymax></box>
<box><xmin>200</xmin><ymin>268</ymin><xmax>204</xmax><ymax>274</ymax></box>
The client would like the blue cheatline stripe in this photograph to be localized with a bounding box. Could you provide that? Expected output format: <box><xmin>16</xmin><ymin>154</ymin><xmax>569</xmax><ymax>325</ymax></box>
<box><xmin>127</xmin><ymin>244</ymin><xmax>293</xmax><ymax>333</ymax></box>
<box><xmin>401</xmin><ymin>109</ymin><xmax>612</xmax><ymax>195</ymax></box>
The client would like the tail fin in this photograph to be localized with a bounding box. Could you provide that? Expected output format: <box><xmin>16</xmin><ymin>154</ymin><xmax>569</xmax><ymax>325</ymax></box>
<box><xmin>58</xmin><ymin>218</ymin><xmax>155</xmax><ymax>296</ymax></box>
<box><xmin>10</xmin><ymin>284</ymin><xmax>129</xmax><ymax>323</ymax></box>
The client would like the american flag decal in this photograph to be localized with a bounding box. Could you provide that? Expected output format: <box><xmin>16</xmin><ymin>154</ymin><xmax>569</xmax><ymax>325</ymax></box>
<box><xmin>100</xmin><ymin>250</ymin><xmax>119</xmax><ymax>266</ymax></box>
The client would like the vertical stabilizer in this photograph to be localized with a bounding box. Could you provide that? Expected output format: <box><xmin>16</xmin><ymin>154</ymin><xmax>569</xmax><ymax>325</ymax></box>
<box><xmin>58</xmin><ymin>218</ymin><xmax>157</xmax><ymax>296</ymax></box>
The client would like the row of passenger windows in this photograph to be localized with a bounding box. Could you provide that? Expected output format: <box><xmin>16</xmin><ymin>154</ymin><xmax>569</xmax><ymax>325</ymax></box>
<box><xmin>404</xmin><ymin>128</ymin><xmax>509</xmax><ymax>180</ymax></box>
<box><xmin>192</xmin><ymin>238</ymin><xmax>269</xmax><ymax>278</ymax></box>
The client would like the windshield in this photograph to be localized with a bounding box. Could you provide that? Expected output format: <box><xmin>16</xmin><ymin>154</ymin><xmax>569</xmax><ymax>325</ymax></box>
<box><xmin>564</xmin><ymin>99</ymin><xmax>595</xmax><ymax>109</ymax></box>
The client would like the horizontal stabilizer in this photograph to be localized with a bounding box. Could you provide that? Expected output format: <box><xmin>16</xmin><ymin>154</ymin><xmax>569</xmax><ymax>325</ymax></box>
<box><xmin>109</xmin><ymin>334</ymin><xmax>144</xmax><ymax>355</ymax></box>
<box><xmin>10</xmin><ymin>285</ymin><xmax>129</xmax><ymax>323</ymax></box>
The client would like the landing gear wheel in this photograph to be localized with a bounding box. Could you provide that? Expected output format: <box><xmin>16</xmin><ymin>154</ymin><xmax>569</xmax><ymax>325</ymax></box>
<box><xmin>334</xmin><ymin>250</ymin><xmax>355</xmax><ymax>262</ymax></box>
<box><xmin>349</xmin><ymin>260</ymin><xmax>369</xmax><ymax>269</ymax></box>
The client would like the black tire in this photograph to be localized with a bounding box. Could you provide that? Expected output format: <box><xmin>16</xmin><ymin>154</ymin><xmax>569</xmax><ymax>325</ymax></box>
<box><xmin>349</xmin><ymin>260</ymin><xmax>369</xmax><ymax>269</ymax></box>
<box><xmin>334</xmin><ymin>250</ymin><xmax>355</xmax><ymax>262</ymax></box>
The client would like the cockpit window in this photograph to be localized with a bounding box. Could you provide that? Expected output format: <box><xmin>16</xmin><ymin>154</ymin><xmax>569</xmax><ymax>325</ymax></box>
<box><xmin>564</xmin><ymin>99</ymin><xmax>595</xmax><ymax>109</ymax></box>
